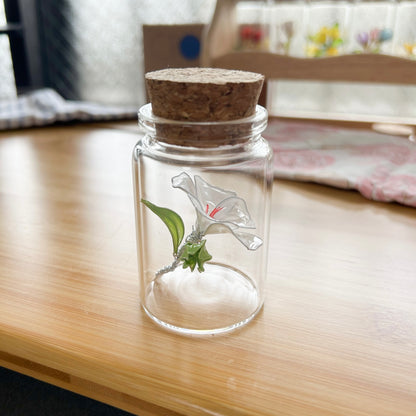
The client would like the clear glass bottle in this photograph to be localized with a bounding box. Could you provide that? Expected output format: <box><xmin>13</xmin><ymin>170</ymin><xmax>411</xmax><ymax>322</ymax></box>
<box><xmin>393</xmin><ymin>0</ymin><xmax>416</xmax><ymax>58</ymax></box>
<box><xmin>349</xmin><ymin>0</ymin><xmax>397</xmax><ymax>54</ymax></box>
<box><xmin>305</xmin><ymin>0</ymin><xmax>352</xmax><ymax>57</ymax></box>
<box><xmin>132</xmin><ymin>103</ymin><xmax>273</xmax><ymax>336</ymax></box>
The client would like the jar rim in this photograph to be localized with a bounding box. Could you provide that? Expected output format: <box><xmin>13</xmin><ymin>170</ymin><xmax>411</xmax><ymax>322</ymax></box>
<box><xmin>138</xmin><ymin>104</ymin><xmax>268</xmax><ymax>148</ymax></box>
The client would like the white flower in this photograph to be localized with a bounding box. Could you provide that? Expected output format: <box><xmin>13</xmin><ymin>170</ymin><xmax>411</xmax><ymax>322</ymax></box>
<box><xmin>172</xmin><ymin>172</ymin><xmax>263</xmax><ymax>250</ymax></box>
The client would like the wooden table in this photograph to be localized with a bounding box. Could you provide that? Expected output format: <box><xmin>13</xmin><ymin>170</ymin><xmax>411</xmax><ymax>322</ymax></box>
<box><xmin>1</xmin><ymin>122</ymin><xmax>415</xmax><ymax>416</ymax></box>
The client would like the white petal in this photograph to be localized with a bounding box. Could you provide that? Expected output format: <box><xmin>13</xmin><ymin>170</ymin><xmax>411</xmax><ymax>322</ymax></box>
<box><xmin>232</xmin><ymin>230</ymin><xmax>263</xmax><ymax>250</ymax></box>
<box><xmin>195</xmin><ymin>210</ymin><xmax>213</xmax><ymax>234</ymax></box>
<box><xmin>204</xmin><ymin>223</ymin><xmax>234</xmax><ymax>236</ymax></box>
<box><xmin>172</xmin><ymin>172</ymin><xmax>195</xmax><ymax>196</ymax></box>
<box><xmin>172</xmin><ymin>172</ymin><xmax>205</xmax><ymax>218</ymax></box>
<box><xmin>172</xmin><ymin>173</ymin><xmax>260</xmax><ymax>249</ymax></box>
<box><xmin>194</xmin><ymin>175</ymin><xmax>236</xmax><ymax>207</ymax></box>
<box><xmin>210</xmin><ymin>196</ymin><xmax>255</xmax><ymax>228</ymax></box>
<box><xmin>205</xmin><ymin>223</ymin><xmax>263</xmax><ymax>250</ymax></box>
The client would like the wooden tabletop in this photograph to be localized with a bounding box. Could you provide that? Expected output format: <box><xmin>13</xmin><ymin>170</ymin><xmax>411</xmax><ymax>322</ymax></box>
<box><xmin>0</xmin><ymin>122</ymin><xmax>415</xmax><ymax>416</ymax></box>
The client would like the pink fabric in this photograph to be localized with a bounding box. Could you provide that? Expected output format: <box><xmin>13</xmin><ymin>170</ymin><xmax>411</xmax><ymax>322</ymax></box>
<box><xmin>264</xmin><ymin>120</ymin><xmax>416</xmax><ymax>208</ymax></box>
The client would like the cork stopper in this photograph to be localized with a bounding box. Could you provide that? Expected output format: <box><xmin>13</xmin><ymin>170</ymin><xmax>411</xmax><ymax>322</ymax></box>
<box><xmin>145</xmin><ymin>68</ymin><xmax>264</xmax><ymax>122</ymax></box>
<box><xmin>143</xmin><ymin>68</ymin><xmax>265</xmax><ymax>147</ymax></box>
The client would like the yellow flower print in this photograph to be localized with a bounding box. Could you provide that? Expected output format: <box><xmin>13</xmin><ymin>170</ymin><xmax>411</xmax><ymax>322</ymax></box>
<box><xmin>306</xmin><ymin>45</ymin><xmax>320</xmax><ymax>57</ymax></box>
<box><xmin>326</xmin><ymin>47</ymin><xmax>339</xmax><ymax>56</ymax></box>
<box><xmin>329</xmin><ymin>26</ymin><xmax>340</xmax><ymax>40</ymax></box>
<box><xmin>307</xmin><ymin>22</ymin><xmax>344</xmax><ymax>57</ymax></box>
<box><xmin>315</xmin><ymin>27</ymin><xmax>329</xmax><ymax>44</ymax></box>
<box><xmin>404</xmin><ymin>42</ymin><xmax>416</xmax><ymax>57</ymax></box>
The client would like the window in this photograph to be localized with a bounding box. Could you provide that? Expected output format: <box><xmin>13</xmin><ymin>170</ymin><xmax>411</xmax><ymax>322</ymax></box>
<box><xmin>3</xmin><ymin>0</ymin><xmax>412</xmax><ymax>125</ymax></box>
<box><xmin>0</xmin><ymin>0</ymin><xmax>17</xmax><ymax>99</ymax></box>
<box><xmin>0</xmin><ymin>0</ymin><xmax>215</xmax><ymax>106</ymax></box>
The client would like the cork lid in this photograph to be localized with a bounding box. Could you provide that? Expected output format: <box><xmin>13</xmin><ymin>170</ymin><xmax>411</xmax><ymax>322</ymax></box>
<box><xmin>145</xmin><ymin>67</ymin><xmax>264</xmax><ymax>122</ymax></box>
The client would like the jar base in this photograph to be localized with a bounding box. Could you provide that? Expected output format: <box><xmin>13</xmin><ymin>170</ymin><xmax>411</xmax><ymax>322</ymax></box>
<box><xmin>142</xmin><ymin>263</ymin><xmax>262</xmax><ymax>336</ymax></box>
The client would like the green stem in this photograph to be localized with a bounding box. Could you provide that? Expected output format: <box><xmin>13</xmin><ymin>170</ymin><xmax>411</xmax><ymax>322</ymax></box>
<box><xmin>155</xmin><ymin>230</ymin><xmax>204</xmax><ymax>277</ymax></box>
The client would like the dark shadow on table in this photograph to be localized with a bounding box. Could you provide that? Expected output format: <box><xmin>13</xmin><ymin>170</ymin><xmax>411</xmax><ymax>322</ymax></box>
<box><xmin>0</xmin><ymin>367</ymin><xmax>134</xmax><ymax>416</ymax></box>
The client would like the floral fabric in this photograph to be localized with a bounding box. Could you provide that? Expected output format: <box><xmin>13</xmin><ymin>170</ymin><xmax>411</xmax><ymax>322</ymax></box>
<box><xmin>264</xmin><ymin>120</ymin><xmax>416</xmax><ymax>208</ymax></box>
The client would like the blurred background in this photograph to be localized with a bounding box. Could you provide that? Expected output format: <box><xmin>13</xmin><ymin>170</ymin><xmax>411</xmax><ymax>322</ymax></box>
<box><xmin>1</xmin><ymin>0</ymin><xmax>416</xmax><ymax>123</ymax></box>
<box><xmin>0</xmin><ymin>0</ymin><xmax>215</xmax><ymax>105</ymax></box>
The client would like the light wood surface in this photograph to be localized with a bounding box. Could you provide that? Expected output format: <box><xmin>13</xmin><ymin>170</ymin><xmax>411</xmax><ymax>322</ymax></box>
<box><xmin>1</xmin><ymin>123</ymin><xmax>416</xmax><ymax>416</ymax></box>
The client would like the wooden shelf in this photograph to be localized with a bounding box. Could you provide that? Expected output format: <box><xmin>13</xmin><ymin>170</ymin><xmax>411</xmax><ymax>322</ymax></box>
<box><xmin>212</xmin><ymin>52</ymin><xmax>416</xmax><ymax>126</ymax></box>
<box><xmin>213</xmin><ymin>52</ymin><xmax>416</xmax><ymax>85</ymax></box>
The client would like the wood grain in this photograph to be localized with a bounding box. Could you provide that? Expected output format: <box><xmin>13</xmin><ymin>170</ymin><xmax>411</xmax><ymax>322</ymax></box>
<box><xmin>1</xmin><ymin>123</ymin><xmax>416</xmax><ymax>415</ymax></box>
<box><xmin>213</xmin><ymin>52</ymin><xmax>416</xmax><ymax>84</ymax></box>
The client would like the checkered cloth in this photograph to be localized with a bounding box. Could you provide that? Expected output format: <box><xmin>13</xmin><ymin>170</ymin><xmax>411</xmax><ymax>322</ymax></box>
<box><xmin>264</xmin><ymin>120</ymin><xmax>416</xmax><ymax>208</ymax></box>
<box><xmin>0</xmin><ymin>88</ymin><xmax>137</xmax><ymax>130</ymax></box>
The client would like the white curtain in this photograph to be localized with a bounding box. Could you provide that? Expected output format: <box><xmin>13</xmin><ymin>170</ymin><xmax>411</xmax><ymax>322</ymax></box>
<box><xmin>0</xmin><ymin>0</ymin><xmax>215</xmax><ymax>105</ymax></box>
<box><xmin>2</xmin><ymin>0</ymin><xmax>415</xmax><ymax>123</ymax></box>
<box><xmin>68</xmin><ymin>0</ymin><xmax>215</xmax><ymax>106</ymax></box>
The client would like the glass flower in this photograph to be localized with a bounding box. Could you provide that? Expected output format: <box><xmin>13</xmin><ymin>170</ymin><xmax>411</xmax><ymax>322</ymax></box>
<box><xmin>172</xmin><ymin>172</ymin><xmax>262</xmax><ymax>250</ymax></box>
<box><xmin>142</xmin><ymin>172</ymin><xmax>263</xmax><ymax>274</ymax></box>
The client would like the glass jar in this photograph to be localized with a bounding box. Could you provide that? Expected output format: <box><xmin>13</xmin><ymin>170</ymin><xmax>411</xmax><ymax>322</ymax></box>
<box><xmin>393</xmin><ymin>0</ymin><xmax>416</xmax><ymax>58</ymax></box>
<box><xmin>132</xmin><ymin>103</ymin><xmax>273</xmax><ymax>335</ymax></box>
<box><xmin>349</xmin><ymin>0</ymin><xmax>397</xmax><ymax>54</ymax></box>
<box><xmin>305</xmin><ymin>0</ymin><xmax>352</xmax><ymax>57</ymax></box>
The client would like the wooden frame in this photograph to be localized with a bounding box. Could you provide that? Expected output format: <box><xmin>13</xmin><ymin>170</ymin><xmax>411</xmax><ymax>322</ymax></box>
<box><xmin>212</xmin><ymin>52</ymin><xmax>416</xmax><ymax>127</ymax></box>
<box><xmin>213</xmin><ymin>52</ymin><xmax>416</xmax><ymax>85</ymax></box>
<box><xmin>202</xmin><ymin>1</ymin><xmax>416</xmax><ymax>127</ymax></box>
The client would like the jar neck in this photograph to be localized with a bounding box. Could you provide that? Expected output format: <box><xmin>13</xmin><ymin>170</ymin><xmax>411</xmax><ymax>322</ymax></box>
<box><xmin>138</xmin><ymin>104</ymin><xmax>268</xmax><ymax>149</ymax></box>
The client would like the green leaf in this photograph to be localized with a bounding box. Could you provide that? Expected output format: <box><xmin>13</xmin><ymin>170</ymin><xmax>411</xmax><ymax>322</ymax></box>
<box><xmin>196</xmin><ymin>241</ymin><xmax>212</xmax><ymax>273</ymax></box>
<box><xmin>180</xmin><ymin>240</ymin><xmax>212</xmax><ymax>273</ymax></box>
<box><xmin>332</xmin><ymin>38</ymin><xmax>344</xmax><ymax>47</ymax></box>
<box><xmin>141</xmin><ymin>199</ymin><xmax>184</xmax><ymax>255</ymax></box>
<box><xmin>182</xmin><ymin>257</ymin><xmax>197</xmax><ymax>272</ymax></box>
